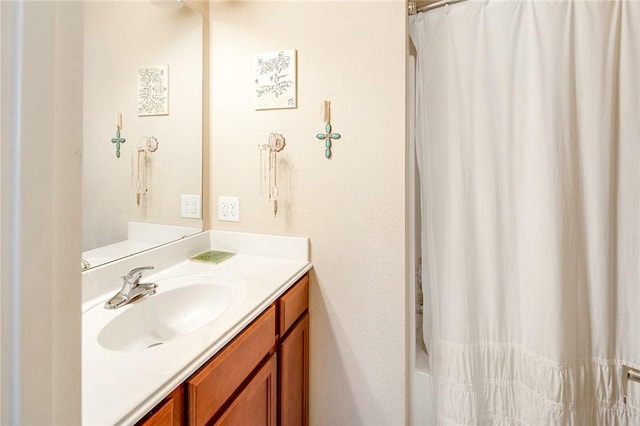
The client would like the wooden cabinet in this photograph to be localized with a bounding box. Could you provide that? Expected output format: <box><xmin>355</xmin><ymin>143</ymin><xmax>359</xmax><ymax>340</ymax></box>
<box><xmin>139</xmin><ymin>396</ymin><xmax>174</xmax><ymax>426</ymax></box>
<box><xmin>137</xmin><ymin>385</ymin><xmax>185</xmax><ymax>426</ymax></box>
<box><xmin>136</xmin><ymin>272</ymin><xmax>309</xmax><ymax>426</ymax></box>
<box><xmin>277</xmin><ymin>273</ymin><xmax>309</xmax><ymax>426</ymax></box>
<box><xmin>188</xmin><ymin>305</ymin><xmax>276</xmax><ymax>426</ymax></box>
<box><xmin>279</xmin><ymin>313</ymin><xmax>309</xmax><ymax>426</ymax></box>
<box><xmin>278</xmin><ymin>274</ymin><xmax>309</xmax><ymax>337</ymax></box>
<box><xmin>214</xmin><ymin>354</ymin><xmax>278</xmax><ymax>426</ymax></box>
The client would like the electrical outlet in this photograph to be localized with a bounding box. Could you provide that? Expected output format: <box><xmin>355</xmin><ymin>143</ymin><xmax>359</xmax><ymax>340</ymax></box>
<box><xmin>181</xmin><ymin>194</ymin><xmax>201</xmax><ymax>219</ymax></box>
<box><xmin>218</xmin><ymin>196</ymin><xmax>240</xmax><ymax>222</ymax></box>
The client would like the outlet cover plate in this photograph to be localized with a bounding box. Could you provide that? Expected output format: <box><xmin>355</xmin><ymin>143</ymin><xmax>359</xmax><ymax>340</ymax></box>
<box><xmin>181</xmin><ymin>194</ymin><xmax>201</xmax><ymax>219</ymax></box>
<box><xmin>218</xmin><ymin>196</ymin><xmax>240</xmax><ymax>222</ymax></box>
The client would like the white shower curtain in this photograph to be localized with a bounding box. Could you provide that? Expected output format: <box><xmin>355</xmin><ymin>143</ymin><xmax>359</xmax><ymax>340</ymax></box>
<box><xmin>410</xmin><ymin>1</ymin><xmax>640</xmax><ymax>424</ymax></box>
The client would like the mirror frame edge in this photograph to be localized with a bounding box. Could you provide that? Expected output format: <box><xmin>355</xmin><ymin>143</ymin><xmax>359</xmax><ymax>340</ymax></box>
<box><xmin>185</xmin><ymin>0</ymin><xmax>210</xmax><ymax>230</ymax></box>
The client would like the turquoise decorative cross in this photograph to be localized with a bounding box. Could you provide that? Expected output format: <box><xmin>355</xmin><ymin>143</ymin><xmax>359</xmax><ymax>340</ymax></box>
<box><xmin>316</xmin><ymin>123</ymin><xmax>341</xmax><ymax>159</ymax></box>
<box><xmin>111</xmin><ymin>129</ymin><xmax>126</xmax><ymax>158</ymax></box>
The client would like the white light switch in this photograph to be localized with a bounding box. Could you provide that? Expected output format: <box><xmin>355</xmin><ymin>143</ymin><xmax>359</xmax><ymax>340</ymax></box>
<box><xmin>181</xmin><ymin>194</ymin><xmax>201</xmax><ymax>219</ymax></box>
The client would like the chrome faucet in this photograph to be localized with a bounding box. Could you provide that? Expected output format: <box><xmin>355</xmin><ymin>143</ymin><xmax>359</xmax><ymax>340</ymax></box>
<box><xmin>104</xmin><ymin>266</ymin><xmax>158</xmax><ymax>309</ymax></box>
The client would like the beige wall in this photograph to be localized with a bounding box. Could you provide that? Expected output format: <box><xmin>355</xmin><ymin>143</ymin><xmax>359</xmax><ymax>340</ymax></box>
<box><xmin>0</xmin><ymin>2</ymin><xmax>3</xmax><ymax>420</ymax></box>
<box><xmin>82</xmin><ymin>2</ymin><xmax>203</xmax><ymax>251</ymax></box>
<box><xmin>210</xmin><ymin>1</ymin><xmax>407</xmax><ymax>423</ymax></box>
<box><xmin>1</xmin><ymin>2</ymin><xmax>82</xmax><ymax>424</ymax></box>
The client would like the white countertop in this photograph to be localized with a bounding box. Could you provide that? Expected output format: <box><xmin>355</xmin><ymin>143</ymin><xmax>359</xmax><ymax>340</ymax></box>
<box><xmin>82</xmin><ymin>222</ymin><xmax>201</xmax><ymax>269</ymax></box>
<box><xmin>82</xmin><ymin>231</ymin><xmax>311</xmax><ymax>425</ymax></box>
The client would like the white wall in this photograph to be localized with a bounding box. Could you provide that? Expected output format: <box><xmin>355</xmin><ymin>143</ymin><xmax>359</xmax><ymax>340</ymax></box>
<box><xmin>210</xmin><ymin>1</ymin><xmax>408</xmax><ymax>423</ymax></box>
<box><xmin>82</xmin><ymin>2</ymin><xmax>203</xmax><ymax>251</ymax></box>
<box><xmin>0</xmin><ymin>1</ymin><xmax>82</xmax><ymax>424</ymax></box>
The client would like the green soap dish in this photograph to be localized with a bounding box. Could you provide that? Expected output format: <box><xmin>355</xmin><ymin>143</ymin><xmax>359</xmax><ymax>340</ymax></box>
<box><xmin>190</xmin><ymin>250</ymin><xmax>236</xmax><ymax>264</ymax></box>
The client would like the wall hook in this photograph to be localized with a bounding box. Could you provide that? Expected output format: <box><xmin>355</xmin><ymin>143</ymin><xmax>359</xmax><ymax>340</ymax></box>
<box><xmin>258</xmin><ymin>133</ymin><xmax>286</xmax><ymax>218</ymax></box>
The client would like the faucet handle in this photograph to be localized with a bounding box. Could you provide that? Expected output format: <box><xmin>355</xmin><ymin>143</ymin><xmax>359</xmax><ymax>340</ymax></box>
<box><xmin>123</xmin><ymin>266</ymin><xmax>154</xmax><ymax>283</ymax></box>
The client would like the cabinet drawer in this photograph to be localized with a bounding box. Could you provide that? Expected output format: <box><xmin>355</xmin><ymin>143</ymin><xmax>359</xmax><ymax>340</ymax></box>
<box><xmin>187</xmin><ymin>305</ymin><xmax>276</xmax><ymax>426</ymax></box>
<box><xmin>278</xmin><ymin>274</ymin><xmax>309</xmax><ymax>336</ymax></box>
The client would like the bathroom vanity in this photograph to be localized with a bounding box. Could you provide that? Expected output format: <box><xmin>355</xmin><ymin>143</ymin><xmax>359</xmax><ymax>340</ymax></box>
<box><xmin>137</xmin><ymin>274</ymin><xmax>308</xmax><ymax>426</ymax></box>
<box><xmin>82</xmin><ymin>231</ymin><xmax>311</xmax><ymax>425</ymax></box>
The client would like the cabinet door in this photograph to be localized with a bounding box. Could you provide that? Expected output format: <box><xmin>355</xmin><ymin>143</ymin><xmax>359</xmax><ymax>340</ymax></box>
<box><xmin>137</xmin><ymin>385</ymin><xmax>185</xmax><ymax>426</ymax></box>
<box><xmin>138</xmin><ymin>397</ymin><xmax>173</xmax><ymax>426</ymax></box>
<box><xmin>213</xmin><ymin>354</ymin><xmax>278</xmax><ymax>426</ymax></box>
<box><xmin>188</xmin><ymin>305</ymin><xmax>276</xmax><ymax>426</ymax></box>
<box><xmin>279</xmin><ymin>313</ymin><xmax>309</xmax><ymax>426</ymax></box>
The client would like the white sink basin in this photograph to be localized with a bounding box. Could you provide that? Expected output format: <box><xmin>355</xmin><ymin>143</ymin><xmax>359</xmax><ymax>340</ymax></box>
<box><xmin>97</xmin><ymin>275</ymin><xmax>243</xmax><ymax>352</ymax></box>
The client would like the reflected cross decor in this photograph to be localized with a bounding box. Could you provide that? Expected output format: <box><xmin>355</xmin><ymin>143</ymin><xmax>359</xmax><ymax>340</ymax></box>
<box><xmin>111</xmin><ymin>113</ymin><xmax>126</xmax><ymax>158</ymax></box>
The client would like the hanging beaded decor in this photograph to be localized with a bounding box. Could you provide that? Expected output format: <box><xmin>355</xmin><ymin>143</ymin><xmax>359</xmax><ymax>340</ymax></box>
<box><xmin>315</xmin><ymin>101</ymin><xmax>342</xmax><ymax>159</ymax></box>
<box><xmin>316</xmin><ymin>123</ymin><xmax>342</xmax><ymax>159</ymax></box>
<box><xmin>258</xmin><ymin>133</ymin><xmax>286</xmax><ymax>218</ymax></box>
<box><xmin>111</xmin><ymin>113</ymin><xmax>126</xmax><ymax>158</ymax></box>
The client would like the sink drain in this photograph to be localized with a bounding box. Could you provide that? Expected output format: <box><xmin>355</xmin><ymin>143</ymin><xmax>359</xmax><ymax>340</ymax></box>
<box><xmin>147</xmin><ymin>342</ymin><xmax>164</xmax><ymax>349</ymax></box>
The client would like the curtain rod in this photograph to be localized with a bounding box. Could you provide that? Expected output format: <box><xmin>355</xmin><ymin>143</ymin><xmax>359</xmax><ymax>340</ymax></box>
<box><xmin>408</xmin><ymin>0</ymin><xmax>470</xmax><ymax>15</ymax></box>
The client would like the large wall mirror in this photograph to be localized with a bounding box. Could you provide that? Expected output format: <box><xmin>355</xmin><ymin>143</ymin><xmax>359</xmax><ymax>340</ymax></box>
<box><xmin>82</xmin><ymin>1</ymin><xmax>207</xmax><ymax>270</ymax></box>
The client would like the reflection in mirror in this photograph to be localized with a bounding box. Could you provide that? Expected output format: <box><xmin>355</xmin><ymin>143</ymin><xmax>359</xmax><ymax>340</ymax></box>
<box><xmin>82</xmin><ymin>1</ymin><xmax>204</xmax><ymax>270</ymax></box>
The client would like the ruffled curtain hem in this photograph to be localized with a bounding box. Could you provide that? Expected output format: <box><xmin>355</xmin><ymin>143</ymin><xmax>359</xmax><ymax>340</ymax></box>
<box><xmin>430</xmin><ymin>340</ymin><xmax>640</xmax><ymax>425</ymax></box>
